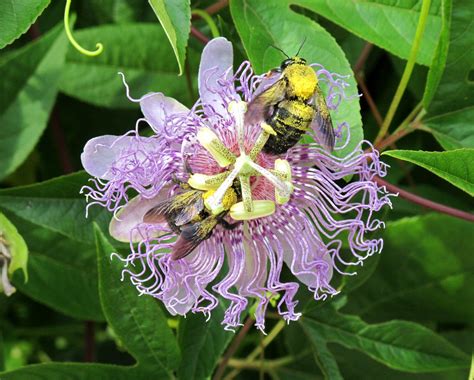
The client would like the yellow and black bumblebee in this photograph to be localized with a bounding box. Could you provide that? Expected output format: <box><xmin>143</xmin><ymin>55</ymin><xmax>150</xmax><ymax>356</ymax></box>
<box><xmin>244</xmin><ymin>50</ymin><xmax>335</xmax><ymax>154</ymax></box>
<box><xmin>143</xmin><ymin>183</ymin><xmax>240</xmax><ymax>260</ymax></box>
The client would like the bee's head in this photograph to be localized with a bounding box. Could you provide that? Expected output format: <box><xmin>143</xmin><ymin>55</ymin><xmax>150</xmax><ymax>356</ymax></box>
<box><xmin>281</xmin><ymin>56</ymin><xmax>307</xmax><ymax>70</ymax></box>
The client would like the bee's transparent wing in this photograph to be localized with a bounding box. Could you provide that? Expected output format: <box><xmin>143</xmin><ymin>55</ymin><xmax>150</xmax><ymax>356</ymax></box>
<box><xmin>143</xmin><ymin>190</ymin><xmax>204</xmax><ymax>226</ymax></box>
<box><xmin>310</xmin><ymin>86</ymin><xmax>335</xmax><ymax>152</ymax></box>
<box><xmin>244</xmin><ymin>71</ymin><xmax>286</xmax><ymax>126</ymax></box>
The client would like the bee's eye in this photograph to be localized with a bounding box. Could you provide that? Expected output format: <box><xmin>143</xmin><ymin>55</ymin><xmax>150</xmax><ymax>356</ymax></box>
<box><xmin>281</xmin><ymin>59</ymin><xmax>293</xmax><ymax>69</ymax></box>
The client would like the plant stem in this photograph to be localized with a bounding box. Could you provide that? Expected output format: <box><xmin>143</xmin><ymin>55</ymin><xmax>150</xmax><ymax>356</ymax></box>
<box><xmin>228</xmin><ymin>355</ymin><xmax>298</xmax><ymax>370</ymax></box>
<box><xmin>375</xmin><ymin>102</ymin><xmax>423</xmax><ymax>152</ymax></box>
<box><xmin>192</xmin><ymin>9</ymin><xmax>220</xmax><ymax>38</ymax></box>
<box><xmin>191</xmin><ymin>25</ymin><xmax>210</xmax><ymax>44</ymax></box>
<box><xmin>374</xmin><ymin>0</ymin><xmax>432</xmax><ymax>145</ymax></box>
<box><xmin>213</xmin><ymin>316</ymin><xmax>255</xmax><ymax>380</ymax></box>
<box><xmin>223</xmin><ymin>320</ymin><xmax>286</xmax><ymax>380</ymax></box>
<box><xmin>356</xmin><ymin>73</ymin><xmax>384</xmax><ymax>126</ymax></box>
<box><xmin>374</xmin><ymin>177</ymin><xmax>474</xmax><ymax>222</ymax></box>
<box><xmin>204</xmin><ymin>0</ymin><xmax>229</xmax><ymax>16</ymax></box>
<box><xmin>353</xmin><ymin>42</ymin><xmax>373</xmax><ymax>74</ymax></box>
<box><xmin>50</xmin><ymin>108</ymin><xmax>74</xmax><ymax>173</ymax></box>
<box><xmin>84</xmin><ymin>321</ymin><xmax>95</xmax><ymax>362</ymax></box>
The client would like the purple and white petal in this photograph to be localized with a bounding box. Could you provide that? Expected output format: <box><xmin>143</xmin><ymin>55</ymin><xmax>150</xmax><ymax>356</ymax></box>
<box><xmin>140</xmin><ymin>93</ymin><xmax>189</xmax><ymax>132</ymax></box>
<box><xmin>109</xmin><ymin>194</ymin><xmax>168</xmax><ymax>243</ymax></box>
<box><xmin>198</xmin><ymin>37</ymin><xmax>236</xmax><ymax>118</ymax></box>
<box><xmin>81</xmin><ymin>135</ymin><xmax>160</xmax><ymax>180</ymax></box>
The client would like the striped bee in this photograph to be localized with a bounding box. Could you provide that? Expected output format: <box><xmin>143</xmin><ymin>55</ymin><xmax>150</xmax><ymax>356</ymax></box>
<box><xmin>244</xmin><ymin>51</ymin><xmax>335</xmax><ymax>154</ymax></box>
<box><xmin>143</xmin><ymin>186</ymin><xmax>239</xmax><ymax>260</ymax></box>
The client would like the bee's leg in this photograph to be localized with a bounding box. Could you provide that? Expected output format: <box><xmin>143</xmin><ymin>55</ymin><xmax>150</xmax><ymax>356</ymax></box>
<box><xmin>171</xmin><ymin>175</ymin><xmax>191</xmax><ymax>189</ymax></box>
<box><xmin>183</xmin><ymin>155</ymin><xmax>194</xmax><ymax>175</ymax></box>
<box><xmin>221</xmin><ymin>221</ymin><xmax>241</xmax><ymax>230</ymax></box>
<box><xmin>266</xmin><ymin>67</ymin><xmax>281</xmax><ymax>76</ymax></box>
<box><xmin>219</xmin><ymin>218</ymin><xmax>242</xmax><ymax>230</ymax></box>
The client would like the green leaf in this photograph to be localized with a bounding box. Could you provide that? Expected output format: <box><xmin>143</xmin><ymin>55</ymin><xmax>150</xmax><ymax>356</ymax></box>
<box><xmin>383</xmin><ymin>149</ymin><xmax>474</xmax><ymax>196</ymax></box>
<box><xmin>87</xmin><ymin>0</ymin><xmax>153</xmax><ymax>24</ymax></box>
<box><xmin>0</xmin><ymin>173</ymin><xmax>107</xmax><ymax>321</ymax></box>
<box><xmin>331</xmin><ymin>341</ymin><xmax>470</xmax><ymax>380</ymax></box>
<box><xmin>230</xmin><ymin>0</ymin><xmax>362</xmax><ymax>158</ymax></box>
<box><xmin>304</xmin><ymin>331</ymin><xmax>343</xmax><ymax>380</ymax></box>
<box><xmin>95</xmin><ymin>225</ymin><xmax>180</xmax><ymax>374</ymax></box>
<box><xmin>0</xmin><ymin>22</ymin><xmax>67</xmax><ymax>180</ymax></box>
<box><xmin>0</xmin><ymin>172</ymin><xmax>110</xmax><ymax>245</ymax></box>
<box><xmin>148</xmin><ymin>0</ymin><xmax>191</xmax><ymax>76</ymax></box>
<box><xmin>11</xmin><ymin>225</ymin><xmax>103</xmax><ymax>321</ymax></box>
<box><xmin>293</xmin><ymin>0</ymin><xmax>442</xmax><ymax>66</ymax></box>
<box><xmin>0</xmin><ymin>212</ymin><xmax>28</xmax><ymax>281</ymax></box>
<box><xmin>300</xmin><ymin>305</ymin><xmax>470</xmax><ymax>372</ymax></box>
<box><xmin>59</xmin><ymin>23</ymin><xmax>198</xmax><ymax>109</ymax></box>
<box><xmin>345</xmin><ymin>214</ymin><xmax>474</xmax><ymax>324</ymax></box>
<box><xmin>0</xmin><ymin>0</ymin><xmax>51</xmax><ymax>49</ymax></box>
<box><xmin>423</xmin><ymin>0</ymin><xmax>474</xmax><ymax>148</ymax></box>
<box><xmin>177</xmin><ymin>303</ymin><xmax>233</xmax><ymax>380</ymax></box>
<box><xmin>425</xmin><ymin>108</ymin><xmax>474</xmax><ymax>149</ymax></box>
<box><xmin>424</xmin><ymin>0</ymin><xmax>473</xmax><ymax>115</ymax></box>
<box><xmin>423</xmin><ymin>0</ymin><xmax>452</xmax><ymax>107</ymax></box>
<box><xmin>0</xmin><ymin>363</ymin><xmax>148</xmax><ymax>380</ymax></box>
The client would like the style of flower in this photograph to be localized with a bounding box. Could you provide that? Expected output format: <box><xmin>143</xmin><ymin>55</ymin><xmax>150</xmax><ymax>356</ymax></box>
<box><xmin>81</xmin><ymin>38</ymin><xmax>393</xmax><ymax>331</ymax></box>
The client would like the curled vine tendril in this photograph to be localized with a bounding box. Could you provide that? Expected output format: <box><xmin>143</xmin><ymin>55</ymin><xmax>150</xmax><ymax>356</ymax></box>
<box><xmin>64</xmin><ymin>0</ymin><xmax>104</xmax><ymax>57</ymax></box>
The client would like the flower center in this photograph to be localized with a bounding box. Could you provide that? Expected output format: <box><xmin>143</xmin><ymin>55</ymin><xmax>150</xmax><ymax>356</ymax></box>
<box><xmin>188</xmin><ymin>101</ymin><xmax>294</xmax><ymax>221</ymax></box>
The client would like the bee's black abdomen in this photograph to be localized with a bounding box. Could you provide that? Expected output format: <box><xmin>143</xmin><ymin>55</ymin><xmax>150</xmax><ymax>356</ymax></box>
<box><xmin>263</xmin><ymin>125</ymin><xmax>303</xmax><ymax>154</ymax></box>
<box><xmin>262</xmin><ymin>108</ymin><xmax>306</xmax><ymax>154</ymax></box>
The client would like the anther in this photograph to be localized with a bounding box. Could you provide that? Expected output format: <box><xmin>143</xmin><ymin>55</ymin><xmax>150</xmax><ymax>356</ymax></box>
<box><xmin>230</xmin><ymin>200</ymin><xmax>275</xmax><ymax>220</ymax></box>
<box><xmin>197</xmin><ymin>127</ymin><xmax>237</xmax><ymax>167</ymax></box>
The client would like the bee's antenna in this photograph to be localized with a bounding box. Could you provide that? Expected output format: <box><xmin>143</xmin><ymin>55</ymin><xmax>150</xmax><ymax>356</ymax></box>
<box><xmin>269</xmin><ymin>44</ymin><xmax>289</xmax><ymax>58</ymax></box>
<box><xmin>295</xmin><ymin>37</ymin><xmax>307</xmax><ymax>56</ymax></box>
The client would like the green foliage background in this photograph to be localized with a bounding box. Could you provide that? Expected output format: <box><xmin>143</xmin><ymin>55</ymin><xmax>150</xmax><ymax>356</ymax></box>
<box><xmin>0</xmin><ymin>0</ymin><xmax>473</xmax><ymax>379</ymax></box>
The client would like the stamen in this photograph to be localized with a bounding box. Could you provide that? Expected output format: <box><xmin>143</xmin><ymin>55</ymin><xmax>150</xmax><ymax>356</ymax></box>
<box><xmin>249</xmin><ymin>130</ymin><xmax>270</xmax><ymax>161</ymax></box>
<box><xmin>274</xmin><ymin>159</ymin><xmax>292</xmax><ymax>204</ymax></box>
<box><xmin>205</xmin><ymin>160</ymin><xmax>244</xmax><ymax>214</ymax></box>
<box><xmin>246</xmin><ymin>160</ymin><xmax>293</xmax><ymax>198</ymax></box>
<box><xmin>239</xmin><ymin>175</ymin><xmax>254</xmax><ymax>212</ymax></box>
<box><xmin>197</xmin><ymin>127</ymin><xmax>236</xmax><ymax>167</ymax></box>
<box><xmin>188</xmin><ymin>172</ymin><xmax>230</xmax><ymax>190</ymax></box>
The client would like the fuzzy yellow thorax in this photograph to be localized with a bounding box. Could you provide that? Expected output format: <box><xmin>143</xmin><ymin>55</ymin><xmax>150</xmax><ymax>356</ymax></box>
<box><xmin>285</xmin><ymin>64</ymin><xmax>317</xmax><ymax>100</ymax></box>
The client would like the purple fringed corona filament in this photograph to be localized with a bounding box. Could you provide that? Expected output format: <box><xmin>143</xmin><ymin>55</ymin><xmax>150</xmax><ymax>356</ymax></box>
<box><xmin>81</xmin><ymin>37</ymin><xmax>393</xmax><ymax>331</ymax></box>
